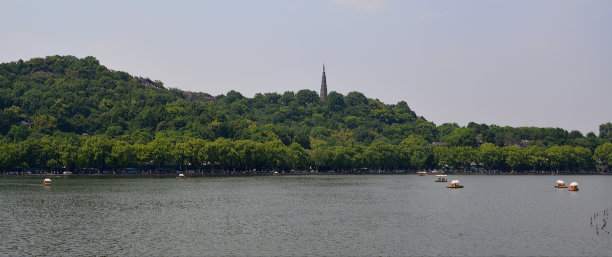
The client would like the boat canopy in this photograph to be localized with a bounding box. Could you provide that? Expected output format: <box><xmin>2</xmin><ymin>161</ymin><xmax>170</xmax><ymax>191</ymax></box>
<box><xmin>556</xmin><ymin>180</ymin><xmax>564</xmax><ymax>184</ymax></box>
<box><xmin>570</xmin><ymin>182</ymin><xmax>579</xmax><ymax>187</ymax></box>
<box><xmin>436</xmin><ymin>174</ymin><xmax>447</xmax><ymax>177</ymax></box>
<box><xmin>43</xmin><ymin>178</ymin><xmax>52</xmax><ymax>182</ymax></box>
<box><xmin>450</xmin><ymin>180</ymin><xmax>459</xmax><ymax>184</ymax></box>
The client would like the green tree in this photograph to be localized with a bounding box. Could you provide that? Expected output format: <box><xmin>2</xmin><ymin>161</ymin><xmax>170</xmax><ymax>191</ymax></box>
<box><xmin>600</xmin><ymin>123</ymin><xmax>612</xmax><ymax>140</ymax></box>
<box><xmin>410</xmin><ymin>146</ymin><xmax>432</xmax><ymax>170</ymax></box>
<box><xmin>437</xmin><ymin>123</ymin><xmax>459</xmax><ymax>139</ymax></box>
<box><xmin>105</xmin><ymin>126</ymin><xmax>123</xmax><ymax>138</ymax></box>
<box><xmin>78</xmin><ymin>136</ymin><xmax>112</xmax><ymax>169</ymax></box>
<box><xmin>107</xmin><ymin>140</ymin><xmax>137</xmax><ymax>169</ymax></box>
<box><xmin>524</xmin><ymin>145</ymin><xmax>546</xmax><ymax>171</ymax></box>
<box><xmin>325</xmin><ymin>91</ymin><xmax>345</xmax><ymax>112</ymax></box>
<box><xmin>502</xmin><ymin>146</ymin><xmax>526</xmax><ymax>172</ymax></box>
<box><xmin>434</xmin><ymin>146</ymin><xmax>455</xmax><ymax>169</ymax></box>
<box><xmin>234</xmin><ymin>140</ymin><xmax>263</xmax><ymax>170</ymax></box>
<box><xmin>0</xmin><ymin>143</ymin><xmax>18</xmax><ymax>168</ymax></box>
<box><xmin>38</xmin><ymin>136</ymin><xmax>59</xmax><ymax>169</ymax></box>
<box><xmin>546</xmin><ymin>145</ymin><xmax>573</xmax><ymax>171</ymax></box>
<box><xmin>262</xmin><ymin>140</ymin><xmax>286</xmax><ymax>169</ymax></box>
<box><xmin>295</xmin><ymin>89</ymin><xmax>319</xmax><ymax>107</ymax></box>
<box><xmin>190</xmin><ymin>138</ymin><xmax>209</xmax><ymax>169</ymax></box>
<box><xmin>311</xmin><ymin>147</ymin><xmax>329</xmax><ymax>171</ymax></box>
<box><xmin>400</xmin><ymin>135</ymin><xmax>428</xmax><ymax>148</ymax></box>
<box><xmin>479</xmin><ymin>143</ymin><xmax>502</xmax><ymax>171</ymax></box>
<box><xmin>7</xmin><ymin>126</ymin><xmax>31</xmax><ymax>142</ymax></box>
<box><xmin>287</xmin><ymin>142</ymin><xmax>309</xmax><ymax>169</ymax></box>
<box><xmin>593</xmin><ymin>142</ymin><xmax>612</xmax><ymax>171</ymax></box>
<box><xmin>444</xmin><ymin>128</ymin><xmax>477</xmax><ymax>147</ymax></box>
<box><xmin>147</xmin><ymin>137</ymin><xmax>173</xmax><ymax>170</ymax></box>
<box><xmin>572</xmin><ymin>146</ymin><xmax>592</xmax><ymax>170</ymax></box>
<box><xmin>32</xmin><ymin>114</ymin><xmax>58</xmax><ymax>133</ymax></box>
<box><xmin>208</xmin><ymin>138</ymin><xmax>239</xmax><ymax>171</ymax></box>
<box><xmin>455</xmin><ymin>146</ymin><xmax>478</xmax><ymax>171</ymax></box>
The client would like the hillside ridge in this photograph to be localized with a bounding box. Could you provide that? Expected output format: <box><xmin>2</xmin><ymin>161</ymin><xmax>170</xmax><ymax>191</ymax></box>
<box><xmin>0</xmin><ymin>55</ymin><xmax>610</xmax><ymax>172</ymax></box>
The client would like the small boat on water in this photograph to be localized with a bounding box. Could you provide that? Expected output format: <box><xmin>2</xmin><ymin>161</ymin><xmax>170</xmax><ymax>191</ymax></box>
<box><xmin>435</xmin><ymin>174</ymin><xmax>447</xmax><ymax>182</ymax></box>
<box><xmin>176</xmin><ymin>174</ymin><xmax>185</xmax><ymax>179</ymax></box>
<box><xmin>273</xmin><ymin>171</ymin><xmax>279</xmax><ymax>176</ymax></box>
<box><xmin>447</xmin><ymin>180</ymin><xmax>463</xmax><ymax>189</ymax></box>
<box><xmin>568</xmin><ymin>182</ymin><xmax>579</xmax><ymax>191</ymax></box>
<box><xmin>417</xmin><ymin>171</ymin><xmax>427</xmax><ymax>176</ymax></box>
<box><xmin>43</xmin><ymin>178</ymin><xmax>52</xmax><ymax>186</ymax></box>
<box><xmin>554</xmin><ymin>180</ymin><xmax>567</xmax><ymax>188</ymax></box>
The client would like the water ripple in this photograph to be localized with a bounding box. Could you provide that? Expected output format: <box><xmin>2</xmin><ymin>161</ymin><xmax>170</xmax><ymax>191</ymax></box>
<box><xmin>0</xmin><ymin>175</ymin><xmax>611</xmax><ymax>256</ymax></box>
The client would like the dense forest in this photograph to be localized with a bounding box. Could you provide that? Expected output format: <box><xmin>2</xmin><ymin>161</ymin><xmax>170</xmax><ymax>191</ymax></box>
<box><xmin>0</xmin><ymin>56</ymin><xmax>611</xmax><ymax>174</ymax></box>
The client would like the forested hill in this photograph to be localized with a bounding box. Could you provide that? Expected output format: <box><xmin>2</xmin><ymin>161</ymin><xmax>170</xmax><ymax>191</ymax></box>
<box><xmin>1</xmin><ymin>55</ymin><xmax>609</xmax><ymax>148</ymax></box>
<box><xmin>0</xmin><ymin>55</ymin><xmax>610</xmax><ymax>172</ymax></box>
<box><xmin>0</xmin><ymin>55</ymin><xmax>213</xmax><ymax>137</ymax></box>
<box><xmin>0</xmin><ymin>55</ymin><xmax>426</xmax><ymax>147</ymax></box>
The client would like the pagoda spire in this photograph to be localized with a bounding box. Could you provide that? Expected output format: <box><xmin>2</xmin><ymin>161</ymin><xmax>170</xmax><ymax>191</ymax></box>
<box><xmin>320</xmin><ymin>64</ymin><xmax>327</xmax><ymax>101</ymax></box>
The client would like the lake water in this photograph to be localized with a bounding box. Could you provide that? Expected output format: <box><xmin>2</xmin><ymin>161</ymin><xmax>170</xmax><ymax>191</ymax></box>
<box><xmin>1</xmin><ymin>175</ymin><xmax>611</xmax><ymax>256</ymax></box>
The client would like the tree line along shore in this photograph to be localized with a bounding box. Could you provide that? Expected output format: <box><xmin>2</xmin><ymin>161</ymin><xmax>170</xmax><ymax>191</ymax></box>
<box><xmin>0</xmin><ymin>135</ymin><xmax>610</xmax><ymax>174</ymax></box>
<box><xmin>0</xmin><ymin>55</ymin><xmax>611</xmax><ymax>174</ymax></box>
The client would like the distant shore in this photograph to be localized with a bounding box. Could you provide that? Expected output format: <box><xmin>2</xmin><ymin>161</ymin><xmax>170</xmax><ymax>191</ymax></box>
<box><xmin>1</xmin><ymin>170</ymin><xmax>609</xmax><ymax>177</ymax></box>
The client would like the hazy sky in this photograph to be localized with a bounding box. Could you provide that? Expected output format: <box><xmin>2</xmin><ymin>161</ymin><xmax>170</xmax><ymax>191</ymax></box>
<box><xmin>1</xmin><ymin>0</ymin><xmax>610</xmax><ymax>134</ymax></box>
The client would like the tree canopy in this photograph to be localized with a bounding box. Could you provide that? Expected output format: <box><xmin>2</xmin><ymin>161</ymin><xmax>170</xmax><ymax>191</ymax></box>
<box><xmin>0</xmin><ymin>56</ymin><xmax>610</xmax><ymax>173</ymax></box>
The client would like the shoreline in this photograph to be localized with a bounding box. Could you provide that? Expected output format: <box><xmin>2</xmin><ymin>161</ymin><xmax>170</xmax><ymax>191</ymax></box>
<box><xmin>1</xmin><ymin>171</ymin><xmax>609</xmax><ymax>178</ymax></box>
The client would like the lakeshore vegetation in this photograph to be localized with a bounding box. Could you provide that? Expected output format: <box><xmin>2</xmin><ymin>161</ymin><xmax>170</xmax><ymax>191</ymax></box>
<box><xmin>0</xmin><ymin>56</ymin><xmax>611</xmax><ymax>173</ymax></box>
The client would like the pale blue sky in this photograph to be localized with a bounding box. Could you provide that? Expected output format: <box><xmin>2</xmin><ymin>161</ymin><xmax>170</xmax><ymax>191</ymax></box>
<box><xmin>1</xmin><ymin>0</ymin><xmax>610</xmax><ymax>134</ymax></box>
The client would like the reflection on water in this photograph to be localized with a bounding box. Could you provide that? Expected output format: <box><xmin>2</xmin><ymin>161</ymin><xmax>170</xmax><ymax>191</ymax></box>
<box><xmin>591</xmin><ymin>207</ymin><xmax>612</xmax><ymax>236</ymax></box>
<box><xmin>1</xmin><ymin>175</ymin><xmax>611</xmax><ymax>256</ymax></box>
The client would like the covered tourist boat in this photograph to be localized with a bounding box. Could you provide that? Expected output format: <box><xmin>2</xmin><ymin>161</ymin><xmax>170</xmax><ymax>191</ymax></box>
<box><xmin>435</xmin><ymin>174</ymin><xmax>447</xmax><ymax>182</ymax></box>
<box><xmin>447</xmin><ymin>180</ymin><xmax>463</xmax><ymax>188</ymax></box>
<box><xmin>568</xmin><ymin>182</ymin><xmax>579</xmax><ymax>191</ymax></box>
<box><xmin>554</xmin><ymin>180</ymin><xmax>567</xmax><ymax>188</ymax></box>
<box><xmin>417</xmin><ymin>171</ymin><xmax>427</xmax><ymax>176</ymax></box>
<box><xmin>176</xmin><ymin>173</ymin><xmax>185</xmax><ymax>179</ymax></box>
<box><xmin>43</xmin><ymin>178</ymin><xmax>52</xmax><ymax>186</ymax></box>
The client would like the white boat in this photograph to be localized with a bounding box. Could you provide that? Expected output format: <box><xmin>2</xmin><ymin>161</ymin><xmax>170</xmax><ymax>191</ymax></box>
<box><xmin>554</xmin><ymin>180</ymin><xmax>567</xmax><ymax>188</ymax></box>
<box><xmin>447</xmin><ymin>179</ymin><xmax>463</xmax><ymax>188</ymax></box>
<box><xmin>435</xmin><ymin>174</ymin><xmax>447</xmax><ymax>182</ymax></box>
<box><xmin>569</xmin><ymin>182</ymin><xmax>579</xmax><ymax>191</ymax></box>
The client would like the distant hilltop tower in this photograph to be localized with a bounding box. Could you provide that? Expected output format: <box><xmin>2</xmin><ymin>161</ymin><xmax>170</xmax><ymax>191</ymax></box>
<box><xmin>320</xmin><ymin>64</ymin><xmax>328</xmax><ymax>101</ymax></box>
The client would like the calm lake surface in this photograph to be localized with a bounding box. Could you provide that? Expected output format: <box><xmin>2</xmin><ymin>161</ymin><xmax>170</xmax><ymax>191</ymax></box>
<box><xmin>1</xmin><ymin>175</ymin><xmax>611</xmax><ymax>256</ymax></box>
